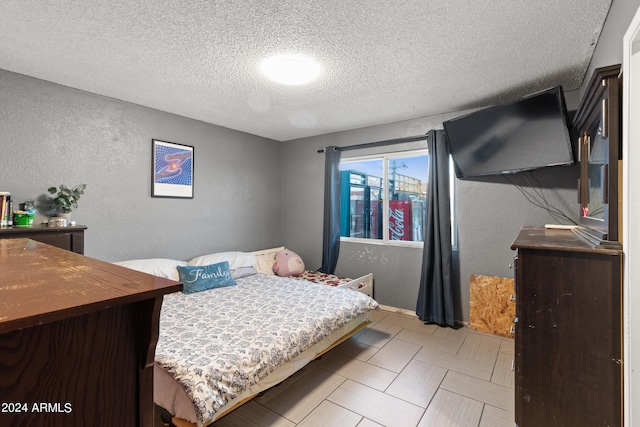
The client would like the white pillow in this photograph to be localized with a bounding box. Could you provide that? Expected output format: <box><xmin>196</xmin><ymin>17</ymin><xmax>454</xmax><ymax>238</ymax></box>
<box><xmin>231</xmin><ymin>266</ymin><xmax>258</xmax><ymax>279</ymax></box>
<box><xmin>250</xmin><ymin>247</ymin><xmax>285</xmax><ymax>275</ymax></box>
<box><xmin>187</xmin><ymin>251</ymin><xmax>257</xmax><ymax>270</ymax></box>
<box><xmin>113</xmin><ymin>258</ymin><xmax>186</xmax><ymax>281</ymax></box>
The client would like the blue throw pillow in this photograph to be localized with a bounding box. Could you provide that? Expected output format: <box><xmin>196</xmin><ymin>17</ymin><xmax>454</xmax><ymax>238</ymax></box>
<box><xmin>176</xmin><ymin>261</ymin><xmax>236</xmax><ymax>294</ymax></box>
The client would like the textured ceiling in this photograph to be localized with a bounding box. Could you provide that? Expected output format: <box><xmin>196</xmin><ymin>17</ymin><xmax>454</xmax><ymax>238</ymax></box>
<box><xmin>0</xmin><ymin>0</ymin><xmax>612</xmax><ymax>141</ymax></box>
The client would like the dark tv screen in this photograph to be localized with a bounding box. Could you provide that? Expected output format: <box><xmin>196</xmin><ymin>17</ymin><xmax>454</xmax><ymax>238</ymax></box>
<box><xmin>443</xmin><ymin>86</ymin><xmax>574</xmax><ymax>178</ymax></box>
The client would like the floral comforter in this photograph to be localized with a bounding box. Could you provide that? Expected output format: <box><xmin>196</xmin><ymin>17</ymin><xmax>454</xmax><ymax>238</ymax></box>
<box><xmin>155</xmin><ymin>273</ymin><xmax>378</xmax><ymax>427</ymax></box>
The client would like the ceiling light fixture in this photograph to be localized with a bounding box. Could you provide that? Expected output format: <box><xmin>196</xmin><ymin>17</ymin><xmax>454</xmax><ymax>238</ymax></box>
<box><xmin>261</xmin><ymin>54</ymin><xmax>320</xmax><ymax>86</ymax></box>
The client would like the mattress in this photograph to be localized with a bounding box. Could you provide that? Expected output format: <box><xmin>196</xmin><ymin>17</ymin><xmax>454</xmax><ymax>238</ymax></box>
<box><xmin>154</xmin><ymin>273</ymin><xmax>378</xmax><ymax>427</ymax></box>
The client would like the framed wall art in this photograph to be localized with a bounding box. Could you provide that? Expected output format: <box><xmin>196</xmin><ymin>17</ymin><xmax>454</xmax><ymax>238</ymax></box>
<box><xmin>152</xmin><ymin>139</ymin><xmax>194</xmax><ymax>198</ymax></box>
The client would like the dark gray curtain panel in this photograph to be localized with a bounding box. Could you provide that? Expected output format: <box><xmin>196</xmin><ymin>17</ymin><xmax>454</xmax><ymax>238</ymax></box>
<box><xmin>416</xmin><ymin>129</ymin><xmax>455</xmax><ymax>327</ymax></box>
<box><xmin>320</xmin><ymin>146</ymin><xmax>341</xmax><ymax>274</ymax></box>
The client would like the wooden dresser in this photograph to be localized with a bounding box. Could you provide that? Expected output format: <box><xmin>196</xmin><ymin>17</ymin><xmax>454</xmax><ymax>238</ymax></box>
<box><xmin>0</xmin><ymin>224</ymin><xmax>86</xmax><ymax>254</ymax></box>
<box><xmin>511</xmin><ymin>227</ymin><xmax>622</xmax><ymax>426</ymax></box>
<box><xmin>0</xmin><ymin>239</ymin><xmax>182</xmax><ymax>427</ymax></box>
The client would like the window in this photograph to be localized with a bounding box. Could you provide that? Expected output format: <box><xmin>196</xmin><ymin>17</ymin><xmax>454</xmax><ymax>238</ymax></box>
<box><xmin>339</xmin><ymin>150</ymin><xmax>428</xmax><ymax>246</ymax></box>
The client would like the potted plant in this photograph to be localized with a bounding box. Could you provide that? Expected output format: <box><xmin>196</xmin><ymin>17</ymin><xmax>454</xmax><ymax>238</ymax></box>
<box><xmin>48</xmin><ymin>184</ymin><xmax>87</xmax><ymax>221</ymax></box>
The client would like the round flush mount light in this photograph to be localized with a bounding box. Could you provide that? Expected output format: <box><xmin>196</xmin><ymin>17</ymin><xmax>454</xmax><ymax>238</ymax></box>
<box><xmin>261</xmin><ymin>54</ymin><xmax>321</xmax><ymax>86</ymax></box>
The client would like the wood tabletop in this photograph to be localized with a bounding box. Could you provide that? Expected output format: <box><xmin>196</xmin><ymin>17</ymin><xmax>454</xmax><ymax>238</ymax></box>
<box><xmin>0</xmin><ymin>238</ymin><xmax>182</xmax><ymax>334</ymax></box>
<box><xmin>0</xmin><ymin>224</ymin><xmax>87</xmax><ymax>235</ymax></box>
<box><xmin>511</xmin><ymin>226</ymin><xmax>622</xmax><ymax>255</ymax></box>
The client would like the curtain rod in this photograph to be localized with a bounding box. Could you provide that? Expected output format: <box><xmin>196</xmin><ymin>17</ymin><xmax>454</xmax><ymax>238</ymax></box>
<box><xmin>316</xmin><ymin>133</ymin><xmax>428</xmax><ymax>153</ymax></box>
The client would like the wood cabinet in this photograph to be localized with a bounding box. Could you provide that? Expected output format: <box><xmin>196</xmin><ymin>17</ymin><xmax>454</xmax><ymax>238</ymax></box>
<box><xmin>0</xmin><ymin>239</ymin><xmax>182</xmax><ymax>427</ymax></box>
<box><xmin>512</xmin><ymin>227</ymin><xmax>622</xmax><ymax>426</ymax></box>
<box><xmin>0</xmin><ymin>224</ymin><xmax>86</xmax><ymax>253</ymax></box>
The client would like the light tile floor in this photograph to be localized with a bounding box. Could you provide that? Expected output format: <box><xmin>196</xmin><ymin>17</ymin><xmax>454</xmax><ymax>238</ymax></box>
<box><xmin>212</xmin><ymin>309</ymin><xmax>515</xmax><ymax>427</ymax></box>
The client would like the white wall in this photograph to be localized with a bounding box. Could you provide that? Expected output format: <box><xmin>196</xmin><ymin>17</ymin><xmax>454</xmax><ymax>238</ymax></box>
<box><xmin>622</xmin><ymin>2</ymin><xmax>640</xmax><ymax>425</ymax></box>
<box><xmin>624</xmin><ymin>22</ymin><xmax>640</xmax><ymax>426</ymax></box>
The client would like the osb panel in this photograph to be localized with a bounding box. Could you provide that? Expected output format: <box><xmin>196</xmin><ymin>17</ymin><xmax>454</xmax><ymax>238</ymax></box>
<box><xmin>469</xmin><ymin>274</ymin><xmax>515</xmax><ymax>338</ymax></box>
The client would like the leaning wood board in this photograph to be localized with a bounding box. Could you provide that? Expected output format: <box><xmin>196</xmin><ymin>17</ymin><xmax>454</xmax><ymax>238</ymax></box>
<box><xmin>469</xmin><ymin>274</ymin><xmax>515</xmax><ymax>338</ymax></box>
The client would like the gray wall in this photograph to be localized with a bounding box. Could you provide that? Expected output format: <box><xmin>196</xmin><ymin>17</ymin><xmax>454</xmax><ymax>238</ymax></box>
<box><xmin>584</xmin><ymin>0</ymin><xmax>640</xmax><ymax>96</ymax></box>
<box><xmin>281</xmin><ymin>0</ymin><xmax>640</xmax><ymax>322</ymax></box>
<box><xmin>282</xmin><ymin>110</ymin><xmax>580</xmax><ymax>322</ymax></box>
<box><xmin>281</xmin><ymin>120</ymin><xmax>436</xmax><ymax>312</ymax></box>
<box><xmin>0</xmin><ymin>69</ymin><xmax>283</xmax><ymax>262</ymax></box>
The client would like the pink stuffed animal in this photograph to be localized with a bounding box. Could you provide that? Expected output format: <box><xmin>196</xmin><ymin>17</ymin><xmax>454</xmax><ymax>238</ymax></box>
<box><xmin>273</xmin><ymin>249</ymin><xmax>305</xmax><ymax>277</ymax></box>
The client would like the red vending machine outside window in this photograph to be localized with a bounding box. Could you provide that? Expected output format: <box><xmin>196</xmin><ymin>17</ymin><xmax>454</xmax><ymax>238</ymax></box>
<box><xmin>389</xmin><ymin>200</ymin><xmax>413</xmax><ymax>241</ymax></box>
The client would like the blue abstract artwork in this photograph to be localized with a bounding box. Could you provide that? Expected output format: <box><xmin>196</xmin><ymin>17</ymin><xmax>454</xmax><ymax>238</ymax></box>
<box><xmin>152</xmin><ymin>140</ymin><xmax>194</xmax><ymax>198</ymax></box>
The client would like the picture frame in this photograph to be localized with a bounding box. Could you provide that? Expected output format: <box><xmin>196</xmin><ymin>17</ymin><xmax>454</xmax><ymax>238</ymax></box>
<box><xmin>152</xmin><ymin>139</ymin><xmax>194</xmax><ymax>198</ymax></box>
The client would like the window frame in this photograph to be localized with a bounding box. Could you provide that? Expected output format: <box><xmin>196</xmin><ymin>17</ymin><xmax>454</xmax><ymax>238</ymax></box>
<box><xmin>339</xmin><ymin>149</ymin><xmax>429</xmax><ymax>248</ymax></box>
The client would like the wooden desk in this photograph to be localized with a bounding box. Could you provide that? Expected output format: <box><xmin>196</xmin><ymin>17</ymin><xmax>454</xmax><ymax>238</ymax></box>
<box><xmin>0</xmin><ymin>239</ymin><xmax>182</xmax><ymax>427</ymax></box>
<box><xmin>0</xmin><ymin>225</ymin><xmax>87</xmax><ymax>254</ymax></box>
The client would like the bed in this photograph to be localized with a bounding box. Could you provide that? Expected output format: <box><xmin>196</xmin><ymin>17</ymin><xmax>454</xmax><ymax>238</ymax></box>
<box><xmin>114</xmin><ymin>249</ymin><xmax>378</xmax><ymax>427</ymax></box>
<box><xmin>251</xmin><ymin>246</ymin><xmax>374</xmax><ymax>297</ymax></box>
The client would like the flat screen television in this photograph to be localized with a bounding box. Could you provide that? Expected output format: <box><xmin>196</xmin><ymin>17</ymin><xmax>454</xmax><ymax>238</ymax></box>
<box><xmin>443</xmin><ymin>86</ymin><xmax>574</xmax><ymax>178</ymax></box>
